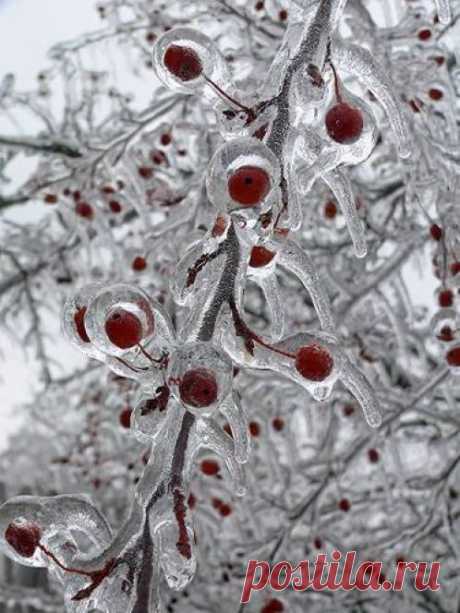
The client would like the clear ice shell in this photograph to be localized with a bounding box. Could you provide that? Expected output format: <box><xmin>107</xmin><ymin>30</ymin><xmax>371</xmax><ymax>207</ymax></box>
<box><xmin>153</xmin><ymin>27</ymin><xmax>230</xmax><ymax>99</ymax></box>
<box><xmin>167</xmin><ymin>342</ymin><xmax>233</xmax><ymax>417</ymax></box>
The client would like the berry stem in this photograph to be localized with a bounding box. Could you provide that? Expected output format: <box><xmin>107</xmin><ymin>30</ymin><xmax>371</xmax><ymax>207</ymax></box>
<box><xmin>203</xmin><ymin>75</ymin><xmax>256</xmax><ymax>121</ymax></box>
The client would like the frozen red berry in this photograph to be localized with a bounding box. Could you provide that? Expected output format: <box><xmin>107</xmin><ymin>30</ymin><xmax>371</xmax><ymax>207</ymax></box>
<box><xmin>261</xmin><ymin>599</ymin><xmax>284</xmax><ymax>613</ymax></box>
<box><xmin>438</xmin><ymin>326</ymin><xmax>454</xmax><ymax>342</ymax></box>
<box><xmin>429</xmin><ymin>88</ymin><xmax>443</xmax><ymax>101</ymax></box>
<box><xmin>201</xmin><ymin>459</ymin><xmax>219</xmax><ymax>476</ymax></box>
<box><xmin>272</xmin><ymin>417</ymin><xmax>284</xmax><ymax>431</ymax></box>
<box><xmin>418</xmin><ymin>29</ymin><xmax>432</xmax><ymax>41</ymax></box>
<box><xmin>5</xmin><ymin>523</ymin><xmax>41</xmax><ymax>558</ymax></box>
<box><xmin>430</xmin><ymin>224</ymin><xmax>443</xmax><ymax>241</ymax></box>
<box><xmin>324</xmin><ymin>200</ymin><xmax>338</xmax><ymax>219</ymax></box>
<box><xmin>109</xmin><ymin>200</ymin><xmax>122</xmax><ymax>214</ymax></box>
<box><xmin>105</xmin><ymin>308</ymin><xmax>143</xmax><ymax>349</ymax></box>
<box><xmin>368</xmin><ymin>448</ymin><xmax>379</xmax><ymax>463</ymax></box>
<box><xmin>249</xmin><ymin>246</ymin><xmax>275</xmax><ymax>268</ymax></box>
<box><xmin>228</xmin><ymin>166</ymin><xmax>270</xmax><ymax>207</ymax></box>
<box><xmin>74</xmin><ymin>307</ymin><xmax>90</xmax><ymax>343</ymax></box>
<box><xmin>160</xmin><ymin>133</ymin><xmax>172</xmax><ymax>146</ymax></box>
<box><xmin>132</xmin><ymin>256</ymin><xmax>147</xmax><ymax>272</ymax></box>
<box><xmin>447</xmin><ymin>346</ymin><xmax>460</xmax><ymax>367</ymax></box>
<box><xmin>164</xmin><ymin>45</ymin><xmax>203</xmax><ymax>81</ymax></box>
<box><xmin>138</xmin><ymin>166</ymin><xmax>154</xmax><ymax>180</ymax></box>
<box><xmin>179</xmin><ymin>368</ymin><xmax>218</xmax><ymax>408</ymax></box>
<box><xmin>338</xmin><ymin>498</ymin><xmax>351</xmax><ymax>512</ymax></box>
<box><xmin>326</xmin><ymin>103</ymin><xmax>363</xmax><ymax>144</ymax></box>
<box><xmin>295</xmin><ymin>344</ymin><xmax>334</xmax><ymax>381</ymax></box>
<box><xmin>75</xmin><ymin>201</ymin><xmax>94</xmax><ymax>219</ymax></box>
<box><xmin>249</xmin><ymin>421</ymin><xmax>260</xmax><ymax>436</ymax></box>
<box><xmin>439</xmin><ymin>289</ymin><xmax>454</xmax><ymax>308</ymax></box>
<box><xmin>119</xmin><ymin>407</ymin><xmax>132</xmax><ymax>428</ymax></box>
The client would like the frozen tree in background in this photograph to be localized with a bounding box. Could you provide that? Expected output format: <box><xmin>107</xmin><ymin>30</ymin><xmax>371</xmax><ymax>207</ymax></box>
<box><xmin>0</xmin><ymin>0</ymin><xmax>460</xmax><ymax>611</ymax></box>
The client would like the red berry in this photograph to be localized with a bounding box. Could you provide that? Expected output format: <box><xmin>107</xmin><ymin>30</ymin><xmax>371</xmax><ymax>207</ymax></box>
<box><xmin>368</xmin><ymin>449</ymin><xmax>379</xmax><ymax>463</ymax></box>
<box><xmin>418</xmin><ymin>29</ymin><xmax>432</xmax><ymax>41</ymax></box>
<box><xmin>261</xmin><ymin>599</ymin><xmax>284</xmax><ymax>613</ymax></box>
<box><xmin>73</xmin><ymin>190</ymin><xmax>82</xmax><ymax>201</ymax></box>
<box><xmin>338</xmin><ymin>498</ymin><xmax>351</xmax><ymax>512</ymax></box>
<box><xmin>188</xmin><ymin>492</ymin><xmax>196</xmax><ymax>509</ymax></box>
<box><xmin>119</xmin><ymin>407</ymin><xmax>132</xmax><ymax>428</ymax></box>
<box><xmin>324</xmin><ymin>200</ymin><xmax>337</xmax><ymax>219</ymax></box>
<box><xmin>74</xmin><ymin>307</ymin><xmax>90</xmax><ymax>343</ymax></box>
<box><xmin>249</xmin><ymin>421</ymin><xmax>260</xmax><ymax>436</ymax></box>
<box><xmin>109</xmin><ymin>200</ymin><xmax>122</xmax><ymax>213</ymax></box>
<box><xmin>430</xmin><ymin>224</ymin><xmax>443</xmax><ymax>241</ymax></box>
<box><xmin>438</xmin><ymin>326</ymin><xmax>454</xmax><ymax>342</ymax></box>
<box><xmin>272</xmin><ymin>417</ymin><xmax>284</xmax><ymax>431</ymax></box>
<box><xmin>228</xmin><ymin>166</ymin><xmax>271</xmax><ymax>207</ymax></box>
<box><xmin>146</xmin><ymin>32</ymin><xmax>156</xmax><ymax>44</ymax></box>
<box><xmin>179</xmin><ymin>368</ymin><xmax>218</xmax><ymax>408</ymax></box>
<box><xmin>220</xmin><ymin>503</ymin><xmax>232</xmax><ymax>517</ymax></box>
<box><xmin>5</xmin><ymin>523</ymin><xmax>41</xmax><ymax>558</ymax></box>
<box><xmin>132</xmin><ymin>256</ymin><xmax>147</xmax><ymax>271</ymax></box>
<box><xmin>279</xmin><ymin>9</ymin><xmax>288</xmax><ymax>21</ymax></box>
<box><xmin>105</xmin><ymin>308</ymin><xmax>143</xmax><ymax>349</ymax></box>
<box><xmin>255</xmin><ymin>1</ymin><xmax>264</xmax><ymax>10</ymax></box>
<box><xmin>447</xmin><ymin>346</ymin><xmax>460</xmax><ymax>367</ymax></box>
<box><xmin>44</xmin><ymin>193</ymin><xmax>58</xmax><ymax>204</ymax></box>
<box><xmin>295</xmin><ymin>344</ymin><xmax>334</xmax><ymax>381</ymax></box>
<box><xmin>151</xmin><ymin>150</ymin><xmax>167</xmax><ymax>165</ymax></box>
<box><xmin>325</xmin><ymin>103</ymin><xmax>363</xmax><ymax>144</ymax></box>
<box><xmin>201</xmin><ymin>459</ymin><xmax>220</xmax><ymax>476</ymax></box>
<box><xmin>429</xmin><ymin>88</ymin><xmax>443</xmax><ymax>101</ymax></box>
<box><xmin>138</xmin><ymin>166</ymin><xmax>154</xmax><ymax>180</ymax></box>
<box><xmin>450</xmin><ymin>262</ymin><xmax>460</xmax><ymax>276</ymax></box>
<box><xmin>75</xmin><ymin>201</ymin><xmax>94</xmax><ymax>219</ymax></box>
<box><xmin>343</xmin><ymin>405</ymin><xmax>355</xmax><ymax>416</ymax></box>
<box><xmin>249</xmin><ymin>246</ymin><xmax>275</xmax><ymax>268</ymax></box>
<box><xmin>163</xmin><ymin>45</ymin><xmax>203</xmax><ymax>81</ymax></box>
<box><xmin>439</xmin><ymin>289</ymin><xmax>454</xmax><ymax>308</ymax></box>
<box><xmin>160</xmin><ymin>133</ymin><xmax>172</xmax><ymax>146</ymax></box>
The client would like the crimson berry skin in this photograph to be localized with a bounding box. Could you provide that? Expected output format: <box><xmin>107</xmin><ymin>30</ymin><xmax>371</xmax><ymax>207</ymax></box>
<box><xmin>179</xmin><ymin>368</ymin><xmax>218</xmax><ymax>408</ymax></box>
<box><xmin>272</xmin><ymin>417</ymin><xmax>284</xmax><ymax>431</ymax></box>
<box><xmin>261</xmin><ymin>599</ymin><xmax>284</xmax><ymax>613</ymax></box>
<box><xmin>338</xmin><ymin>498</ymin><xmax>351</xmax><ymax>512</ymax></box>
<box><xmin>430</xmin><ymin>224</ymin><xmax>443</xmax><ymax>241</ymax></box>
<box><xmin>75</xmin><ymin>201</ymin><xmax>94</xmax><ymax>219</ymax></box>
<box><xmin>105</xmin><ymin>308</ymin><xmax>143</xmax><ymax>349</ymax></box>
<box><xmin>201</xmin><ymin>459</ymin><xmax>220</xmax><ymax>476</ymax></box>
<box><xmin>163</xmin><ymin>45</ymin><xmax>203</xmax><ymax>82</ymax></box>
<box><xmin>249</xmin><ymin>246</ymin><xmax>275</xmax><ymax>268</ymax></box>
<box><xmin>447</xmin><ymin>347</ymin><xmax>460</xmax><ymax>367</ymax></box>
<box><xmin>439</xmin><ymin>289</ymin><xmax>454</xmax><ymax>308</ymax></box>
<box><xmin>438</xmin><ymin>326</ymin><xmax>454</xmax><ymax>342</ymax></box>
<box><xmin>228</xmin><ymin>166</ymin><xmax>271</xmax><ymax>207</ymax></box>
<box><xmin>132</xmin><ymin>256</ymin><xmax>147</xmax><ymax>272</ymax></box>
<box><xmin>74</xmin><ymin>306</ymin><xmax>91</xmax><ymax>343</ymax></box>
<box><xmin>325</xmin><ymin>103</ymin><xmax>364</xmax><ymax>145</ymax></box>
<box><xmin>295</xmin><ymin>344</ymin><xmax>334</xmax><ymax>382</ymax></box>
<box><xmin>5</xmin><ymin>523</ymin><xmax>41</xmax><ymax>558</ymax></box>
<box><xmin>368</xmin><ymin>448</ymin><xmax>379</xmax><ymax>463</ymax></box>
<box><xmin>119</xmin><ymin>407</ymin><xmax>132</xmax><ymax>429</ymax></box>
<box><xmin>249</xmin><ymin>421</ymin><xmax>261</xmax><ymax>437</ymax></box>
<box><xmin>324</xmin><ymin>200</ymin><xmax>338</xmax><ymax>219</ymax></box>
